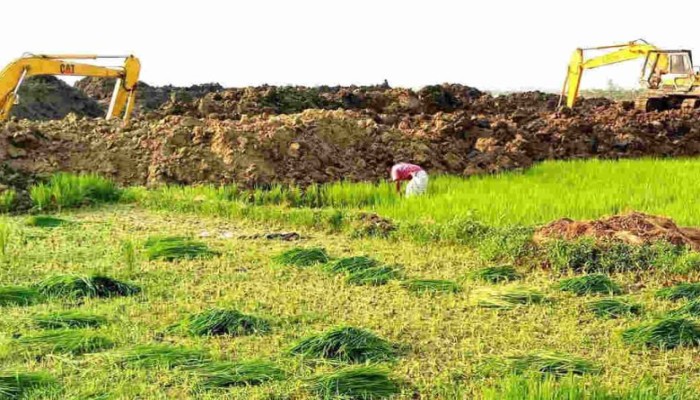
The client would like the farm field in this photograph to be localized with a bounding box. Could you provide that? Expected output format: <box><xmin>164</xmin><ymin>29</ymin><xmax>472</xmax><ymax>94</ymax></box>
<box><xmin>3</xmin><ymin>159</ymin><xmax>700</xmax><ymax>398</ymax></box>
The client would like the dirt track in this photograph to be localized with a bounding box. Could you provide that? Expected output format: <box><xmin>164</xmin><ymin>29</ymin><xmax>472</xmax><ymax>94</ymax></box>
<box><xmin>2</xmin><ymin>83</ymin><xmax>700</xmax><ymax>190</ymax></box>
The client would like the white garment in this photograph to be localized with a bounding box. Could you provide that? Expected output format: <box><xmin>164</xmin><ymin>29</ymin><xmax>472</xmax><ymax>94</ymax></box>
<box><xmin>406</xmin><ymin>170</ymin><xmax>428</xmax><ymax>197</ymax></box>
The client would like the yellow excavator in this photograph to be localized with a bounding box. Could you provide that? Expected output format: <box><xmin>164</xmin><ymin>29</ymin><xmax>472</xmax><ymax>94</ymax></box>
<box><xmin>0</xmin><ymin>54</ymin><xmax>141</xmax><ymax>122</ymax></box>
<box><xmin>560</xmin><ymin>39</ymin><xmax>700</xmax><ymax>111</ymax></box>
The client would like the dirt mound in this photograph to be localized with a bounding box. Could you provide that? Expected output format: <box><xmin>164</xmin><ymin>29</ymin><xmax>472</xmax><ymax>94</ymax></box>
<box><xmin>12</xmin><ymin>76</ymin><xmax>103</xmax><ymax>120</ymax></box>
<box><xmin>534</xmin><ymin>212</ymin><xmax>700</xmax><ymax>250</ymax></box>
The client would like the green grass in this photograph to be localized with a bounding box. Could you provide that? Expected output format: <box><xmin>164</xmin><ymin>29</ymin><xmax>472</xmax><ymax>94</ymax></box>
<box><xmin>144</xmin><ymin>236</ymin><xmax>217</xmax><ymax>261</ymax></box>
<box><xmin>37</xmin><ymin>274</ymin><xmax>140</xmax><ymax>298</ymax></box>
<box><xmin>194</xmin><ymin>360</ymin><xmax>285</xmax><ymax>388</ymax></box>
<box><xmin>622</xmin><ymin>317</ymin><xmax>700</xmax><ymax>349</ymax></box>
<box><xmin>0</xmin><ymin>286</ymin><xmax>39</xmax><ymax>307</ymax></box>
<box><xmin>326</xmin><ymin>256</ymin><xmax>379</xmax><ymax>274</ymax></box>
<box><xmin>289</xmin><ymin>326</ymin><xmax>398</xmax><ymax>363</ymax></box>
<box><xmin>469</xmin><ymin>265</ymin><xmax>522</xmax><ymax>283</ymax></box>
<box><xmin>507</xmin><ymin>351</ymin><xmax>600</xmax><ymax>377</ymax></box>
<box><xmin>0</xmin><ymin>189</ymin><xmax>16</xmax><ymax>213</ymax></box>
<box><xmin>670</xmin><ymin>299</ymin><xmax>700</xmax><ymax>317</ymax></box>
<box><xmin>29</xmin><ymin>173</ymin><xmax>121</xmax><ymax>211</ymax></box>
<box><xmin>116</xmin><ymin>344</ymin><xmax>210</xmax><ymax>368</ymax></box>
<box><xmin>26</xmin><ymin>215</ymin><xmax>68</xmax><ymax>228</ymax></box>
<box><xmin>0</xmin><ymin>372</ymin><xmax>55</xmax><ymax>399</ymax></box>
<box><xmin>400</xmin><ymin>279</ymin><xmax>461</xmax><ymax>294</ymax></box>
<box><xmin>16</xmin><ymin>329</ymin><xmax>115</xmax><ymax>355</ymax></box>
<box><xmin>179</xmin><ymin>308</ymin><xmax>270</xmax><ymax>336</ymax></box>
<box><xmin>273</xmin><ymin>247</ymin><xmax>330</xmax><ymax>267</ymax></box>
<box><xmin>309</xmin><ymin>365</ymin><xmax>400</xmax><ymax>400</ymax></box>
<box><xmin>558</xmin><ymin>274</ymin><xmax>622</xmax><ymax>296</ymax></box>
<box><xmin>586</xmin><ymin>298</ymin><xmax>642</xmax><ymax>318</ymax></box>
<box><xmin>33</xmin><ymin>311</ymin><xmax>107</xmax><ymax>329</ymax></box>
<box><xmin>656</xmin><ymin>283</ymin><xmax>700</xmax><ymax>301</ymax></box>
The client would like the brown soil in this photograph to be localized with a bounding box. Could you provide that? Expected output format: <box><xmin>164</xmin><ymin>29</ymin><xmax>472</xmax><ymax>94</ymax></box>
<box><xmin>534</xmin><ymin>212</ymin><xmax>700</xmax><ymax>250</ymax></box>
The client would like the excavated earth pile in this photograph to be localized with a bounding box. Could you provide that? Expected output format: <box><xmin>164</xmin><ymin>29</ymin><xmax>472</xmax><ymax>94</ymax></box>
<box><xmin>3</xmin><ymin>82</ymin><xmax>700</xmax><ymax>190</ymax></box>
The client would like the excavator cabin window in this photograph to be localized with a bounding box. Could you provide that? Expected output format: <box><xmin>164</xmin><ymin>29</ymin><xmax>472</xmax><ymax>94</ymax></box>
<box><xmin>669</xmin><ymin>53</ymin><xmax>693</xmax><ymax>74</ymax></box>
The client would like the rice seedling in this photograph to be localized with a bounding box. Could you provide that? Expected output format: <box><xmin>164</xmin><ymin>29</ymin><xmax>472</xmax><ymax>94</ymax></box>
<box><xmin>558</xmin><ymin>274</ymin><xmax>621</xmax><ymax>296</ymax></box>
<box><xmin>33</xmin><ymin>311</ymin><xmax>107</xmax><ymax>329</ymax></box>
<box><xmin>345</xmin><ymin>265</ymin><xmax>403</xmax><ymax>286</ymax></box>
<box><xmin>289</xmin><ymin>326</ymin><xmax>398</xmax><ymax>363</ymax></box>
<box><xmin>16</xmin><ymin>329</ymin><xmax>115</xmax><ymax>355</ymax></box>
<box><xmin>0</xmin><ymin>372</ymin><xmax>55</xmax><ymax>399</ymax></box>
<box><xmin>400</xmin><ymin>279</ymin><xmax>461</xmax><ymax>294</ymax></box>
<box><xmin>144</xmin><ymin>236</ymin><xmax>217</xmax><ymax>261</ymax></box>
<box><xmin>507</xmin><ymin>351</ymin><xmax>600</xmax><ymax>377</ymax></box>
<box><xmin>656</xmin><ymin>283</ymin><xmax>700</xmax><ymax>301</ymax></box>
<box><xmin>0</xmin><ymin>286</ymin><xmax>39</xmax><ymax>307</ymax></box>
<box><xmin>325</xmin><ymin>256</ymin><xmax>379</xmax><ymax>274</ymax></box>
<box><xmin>116</xmin><ymin>344</ymin><xmax>210</xmax><ymax>368</ymax></box>
<box><xmin>586</xmin><ymin>298</ymin><xmax>642</xmax><ymax>319</ymax></box>
<box><xmin>622</xmin><ymin>317</ymin><xmax>700</xmax><ymax>349</ymax></box>
<box><xmin>36</xmin><ymin>274</ymin><xmax>140</xmax><ymax>298</ymax></box>
<box><xmin>469</xmin><ymin>265</ymin><xmax>522</xmax><ymax>283</ymax></box>
<box><xmin>477</xmin><ymin>288</ymin><xmax>547</xmax><ymax>310</ymax></box>
<box><xmin>29</xmin><ymin>184</ymin><xmax>51</xmax><ymax>211</ymax></box>
<box><xmin>309</xmin><ymin>365</ymin><xmax>400</xmax><ymax>400</ymax></box>
<box><xmin>669</xmin><ymin>299</ymin><xmax>700</xmax><ymax>317</ymax></box>
<box><xmin>273</xmin><ymin>247</ymin><xmax>329</xmax><ymax>267</ymax></box>
<box><xmin>179</xmin><ymin>308</ymin><xmax>270</xmax><ymax>336</ymax></box>
<box><xmin>0</xmin><ymin>189</ymin><xmax>16</xmax><ymax>213</ymax></box>
<box><xmin>26</xmin><ymin>215</ymin><xmax>67</xmax><ymax>228</ymax></box>
<box><xmin>29</xmin><ymin>173</ymin><xmax>121</xmax><ymax>211</ymax></box>
<box><xmin>195</xmin><ymin>360</ymin><xmax>285</xmax><ymax>388</ymax></box>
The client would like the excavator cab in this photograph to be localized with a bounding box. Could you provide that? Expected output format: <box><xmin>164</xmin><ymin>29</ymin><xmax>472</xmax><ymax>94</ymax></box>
<box><xmin>641</xmin><ymin>50</ymin><xmax>694</xmax><ymax>89</ymax></box>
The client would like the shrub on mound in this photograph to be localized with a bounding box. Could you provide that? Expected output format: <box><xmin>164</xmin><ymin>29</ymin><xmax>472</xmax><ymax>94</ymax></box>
<box><xmin>401</xmin><ymin>279</ymin><xmax>461</xmax><ymax>294</ymax></box>
<box><xmin>558</xmin><ymin>274</ymin><xmax>621</xmax><ymax>296</ymax></box>
<box><xmin>469</xmin><ymin>265</ymin><xmax>522</xmax><ymax>283</ymax></box>
<box><xmin>16</xmin><ymin>329</ymin><xmax>114</xmax><ymax>355</ymax></box>
<box><xmin>33</xmin><ymin>311</ymin><xmax>107</xmax><ymax>329</ymax></box>
<box><xmin>622</xmin><ymin>317</ymin><xmax>700</xmax><ymax>349</ymax></box>
<box><xmin>586</xmin><ymin>298</ymin><xmax>642</xmax><ymax>319</ymax></box>
<box><xmin>0</xmin><ymin>372</ymin><xmax>55</xmax><ymax>399</ymax></box>
<box><xmin>117</xmin><ymin>344</ymin><xmax>209</xmax><ymax>368</ymax></box>
<box><xmin>310</xmin><ymin>365</ymin><xmax>400</xmax><ymax>400</ymax></box>
<box><xmin>0</xmin><ymin>286</ymin><xmax>40</xmax><ymax>307</ymax></box>
<box><xmin>656</xmin><ymin>283</ymin><xmax>700</xmax><ymax>301</ymax></box>
<box><xmin>195</xmin><ymin>360</ymin><xmax>285</xmax><ymax>388</ymax></box>
<box><xmin>508</xmin><ymin>351</ymin><xmax>600</xmax><ymax>377</ymax></box>
<box><xmin>145</xmin><ymin>236</ymin><xmax>217</xmax><ymax>261</ymax></box>
<box><xmin>180</xmin><ymin>308</ymin><xmax>270</xmax><ymax>336</ymax></box>
<box><xmin>37</xmin><ymin>274</ymin><xmax>140</xmax><ymax>298</ymax></box>
<box><xmin>289</xmin><ymin>326</ymin><xmax>397</xmax><ymax>363</ymax></box>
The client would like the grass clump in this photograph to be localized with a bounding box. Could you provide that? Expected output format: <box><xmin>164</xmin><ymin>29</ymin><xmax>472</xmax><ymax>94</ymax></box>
<box><xmin>289</xmin><ymin>326</ymin><xmax>397</xmax><ymax>363</ymax></box>
<box><xmin>29</xmin><ymin>173</ymin><xmax>121</xmax><ymax>211</ymax></box>
<box><xmin>346</xmin><ymin>265</ymin><xmax>402</xmax><ymax>286</ymax></box>
<box><xmin>586</xmin><ymin>298</ymin><xmax>642</xmax><ymax>318</ymax></box>
<box><xmin>195</xmin><ymin>360</ymin><xmax>285</xmax><ymax>388</ymax></box>
<box><xmin>26</xmin><ymin>215</ymin><xmax>67</xmax><ymax>228</ymax></box>
<box><xmin>508</xmin><ymin>351</ymin><xmax>600</xmax><ymax>377</ymax></box>
<box><xmin>0</xmin><ymin>286</ymin><xmax>39</xmax><ymax>307</ymax></box>
<box><xmin>656</xmin><ymin>283</ymin><xmax>700</xmax><ymax>301</ymax></box>
<box><xmin>477</xmin><ymin>288</ymin><xmax>547</xmax><ymax>309</ymax></box>
<box><xmin>16</xmin><ymin>329</ymin><xmax>114</xmax><ymax>355</ymax></box>
<box><xmin>0</xmin><ymin>189</ymin><xmax>16</xmax><ymax>213</ymax></box>
<box><xmin>622</xmin><ymin>317</ymin><xmax>700</xmax><ymax>349</ymax></box>
<box><xmin>33</xmin><ymin>311</ymin><xmax>107</xmax><ymax>329</ymax></box>
<box><xmin>326</xmin><ymin>256</ymin><xmax>379</xmax><ymax>274</ymax></box>
<box><xmin>144</xmin><ymin>236</ymin><xmax>217</xmax><ymax>261</ymax></box>
<box><xmin>469</xmin><ymin>265</ymin><xmax>522</xmax><ymax>283</ymax></box>
<box><xmin>401</xmin><ymin>279</ymin><xmax>461</xmax><ymax>294</ymax></box>
<box><xmin>180</xmin><ymin>308</ymin><xmax>270</xmax><ymax>336</ymax></box>
<box><xmin>558</xmin><ymin>274</ymin><xmax>621</xmax><ymax>296</ymax></box>
<box><xmin>37</xmin><ymin>274</ymin><xmax>140</xmax><ymax>298</ymax></box>
<box><xmin>117</xmin><ymin>344</ymin><xmax>210</xmax><ymax>368</ymax></box>
<box><xmin>273</xmin><ymin>247</ymin><xmax>329</xmax><ymax>267</ymax></box>
<box><xmin>0</xmin><ymin>372</ymin><xmax>55</xmax><ymax>399</ymax></box>
<box><xmin>310</xmin><ymin>365</ymin><xmax>400</xmax><ymax>400</ymax></box>
<box><xmin>669</xmin><ymin>299</ymin><xmax>700</xmax><ymax>317</ymax></box>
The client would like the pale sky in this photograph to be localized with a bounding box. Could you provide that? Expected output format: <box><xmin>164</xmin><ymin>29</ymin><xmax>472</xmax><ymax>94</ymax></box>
<box><xmin>3</xmin><ymin>0</ymin><xmax>699</xmax><ymax>91</ymax></box>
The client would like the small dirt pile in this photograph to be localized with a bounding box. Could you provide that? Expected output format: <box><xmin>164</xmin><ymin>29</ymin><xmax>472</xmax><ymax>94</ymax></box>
<box><xmin>534</xmin><ymin>212</ymin><xmax>700</xmax><ymax>250</ymax></box>
<box><xmin>12</xmin><ymin>76</ymin><xmax>103</xmax><ymax>121</ymax></box>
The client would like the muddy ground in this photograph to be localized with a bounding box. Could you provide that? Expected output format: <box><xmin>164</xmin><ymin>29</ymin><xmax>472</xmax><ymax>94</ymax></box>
<box><xmin>3</xmin><ymin>81</ymin><xmax>700</xmax><ymax>191</ymax></box>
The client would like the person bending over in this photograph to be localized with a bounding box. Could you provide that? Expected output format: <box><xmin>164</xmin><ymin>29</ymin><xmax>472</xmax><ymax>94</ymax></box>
<box><xmin>390</xmin><ymin>163</ymin><xmax>428</xmax><ymax>197</ymax></box>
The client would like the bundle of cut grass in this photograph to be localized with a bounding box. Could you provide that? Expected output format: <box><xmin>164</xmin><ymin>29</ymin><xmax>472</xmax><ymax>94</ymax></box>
<box><xmin>326</xmin><ymin>256</ymin><xmax>379</xmax><ymax>274</ymax></box>
<box><xmin>144</xmin><ymin>236</ymin><xmax>218</xmax><ymax>261</ymax></box>
<box><xmin>37</xmin><ymin>274</ymin><xmax>140</xmax><ymax>298</ymax></box>
<box><xmin>289</xmin><ymin>326</ymin><xmax>397</xmax><ymax>363</ymax></box>
<box><xmin>622</xmin><ymin>317</ymin><xmax>700</xmax><ymax>349</ymax></box>
<box><xmin>469</xmin><ymin>265</ymin><xmax>522</xmax><ymax>284</ymax></box>
<box><xmin>117</xmin><ymin>344</ymin><xmax>210</xmax><ymax>368</ymax></box>
<box><xmin>508</xmin><ymin>351</ymin><xmax>600</xmax><ymax>377</ymax></box>
<box><xmin>346</xmin><ymin>266</ymin><xmax>402</xmax><ymax>286</ymax></box>
<box><xmin>0</xmin><ymin>372</ymin><xmax>55</xmax><ymax>399</ymax></box>
<box><xmin>586</xmin><ymin>298</ymin><xmax>642</xmax><ymax>319</ymax></box>
<box><xmin>478</xmin><ymin>288</ymin><xmax>547</xmax><ymax>310</ymax></box>
<box><xmin>0</xmin><ymin>286</ymin><xmax>40</xmax><ymax>307</ymax></box>
<box><xmin>670</xmin><ymin>299</ymin><xmax>700</xmax><ymax>317</ymax></box>
<box><xmin>401</xmin><ymin>279</ymin><xmax>461</xmax><ymax>294</ymax></box>
<box><xmin>180</xmin><ymin>308</ymin><xmax>270</xmax><ymax>336</ymax></box>
<box><xmin>195</xmin><ymin>360</ymin><xmax>285</xmax><ymax>388</ymax></box>
<box><xmin>273</xmin><ymin>247</ymin><xmax>329</xmax><ymax>267</ymax></box>
<box><xmin>16</xmin><ymin>329</ymin><xmax>114</xmax><ymax>355</ymax></box>
<box><xmin>558</xmin><ymin>274</ymin><xmax>621</xmax><ymax>296</ymax></box>
<box><xmin>656</xmin><ymin>283</ymin><xmax>700</xmax><ymax>301</ymax></box>
<box><xmin>25</xmin><ymin>215</ymin><xmax>68</xmax><ymax>228</ymax></box>
<box><xmin>310</xmin><ymin>365</ymin><xmax>399</xmax><ymax>399</ymax></box>
<box><xmin>33</xmin><ymin>311</ymin><xmax>107</xmax><ymax>329</ymax></box>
